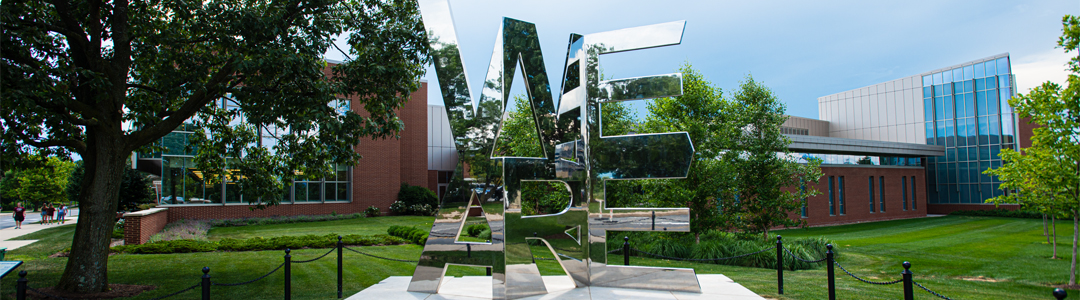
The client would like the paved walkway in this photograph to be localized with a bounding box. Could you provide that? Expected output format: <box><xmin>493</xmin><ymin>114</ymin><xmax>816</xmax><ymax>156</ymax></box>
<box><xmin>0</xmin><ymin>209</ymin><xmax>80</xmax><ymax>250</ymax></box>
<box><xmin>348</xmin><ymin>274</ymin><xmax>764</xmax><ymax>300</ymax></box>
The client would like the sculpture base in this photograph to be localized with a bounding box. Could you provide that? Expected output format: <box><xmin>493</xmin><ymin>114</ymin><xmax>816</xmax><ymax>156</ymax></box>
<box><xmin>347</xmin><ymin>274</ymin><xmax>764</xmax><ymax>300</ymax></box>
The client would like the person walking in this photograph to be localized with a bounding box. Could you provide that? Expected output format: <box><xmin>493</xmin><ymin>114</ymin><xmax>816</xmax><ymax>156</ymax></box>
<box><xmin>57</xmin><ymin>204</ymin><xmax>67</xmax><ymax>224</ymax></box>
<box><xmin>12</xmin><ymin>203</ymin><xmax>25</xmax><ymax>229</ymax></box>
<box><xmin>46</xmin><ymin>203</ymin><xmax>55</xmax><ymax>225</ymax></box>
<box><xmin>39</xmin><ymin>203</ymin><xmax>47</xmax><ymax>225</ymax></box>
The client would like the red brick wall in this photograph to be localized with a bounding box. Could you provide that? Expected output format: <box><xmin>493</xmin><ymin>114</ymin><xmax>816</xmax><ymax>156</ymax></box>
<box><xmin>124</xmin><ymin>208</ymin><xmax>169</xmax><ymax>245</ymax></box>
<box><xmin>793</xmin><ymin>166</ymin><xmax>927</xmax><ymax>227</ymax></box>
<box><xmin>162</xmin><ymin>81</ymin><xmax>429</xmax><ymax>220</ymax></box>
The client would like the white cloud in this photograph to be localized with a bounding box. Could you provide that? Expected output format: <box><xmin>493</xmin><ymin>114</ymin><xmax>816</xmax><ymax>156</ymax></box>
<box><xmin>1012</xmin><ymin>49</ymin><xmax>1072</xmax><ymax>94</ymax></box>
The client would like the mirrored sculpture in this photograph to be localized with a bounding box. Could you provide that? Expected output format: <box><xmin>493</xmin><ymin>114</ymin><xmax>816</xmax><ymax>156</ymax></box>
<box><xmin>412</xmin><ymin>1</ymin><xmax>697</xmax><ymax>298</ymax></box>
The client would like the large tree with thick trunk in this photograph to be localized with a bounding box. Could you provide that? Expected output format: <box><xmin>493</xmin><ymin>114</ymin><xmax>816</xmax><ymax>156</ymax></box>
<box><xmin>1</xmin><ymin>0</ymin><xmax>428</xmax><ymax>293</ymax></box>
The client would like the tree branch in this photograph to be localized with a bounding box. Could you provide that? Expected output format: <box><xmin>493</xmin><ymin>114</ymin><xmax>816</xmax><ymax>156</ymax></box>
<box><xmin>27</xmin><ymin>138</ymin><xmax>87</xmax><ymax>153</ymax></box>
<box><xmin>126</xmin><ymin>83</ymin><xmax>164</xmax><ymax>95</ymax></box>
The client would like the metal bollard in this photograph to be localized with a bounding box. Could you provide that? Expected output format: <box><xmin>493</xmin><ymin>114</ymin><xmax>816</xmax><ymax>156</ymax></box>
<box><xmin>285</xmin><ymin>248</ymin><xmax>292</xmax><ymax>300</ymax></box>
<box><xmin>337</xmin><ymin>236</ymin><xmax>343</xmax><ymax>299</ymax></box>
<box><xmin>1054</xmin><ymin>288</ymin><xmax>1068</xmax><ymax>300</ymax></box>
<box><xmin>902</xmin><ymin>262</ymin><xmax>913</xmax><ymax>300</ymax></box>
<box><xmin>486</xmin><ymin>266</ymin><xmax>492</xmax><ymax>276</ymax></box>
<box><xmin>468</xmin><ymin>243</ymin><xmax>473</xmax><ymax>258</ymax></box>
<box><xmin>776</xmin><ymin>235</ymin><xmax>783</xmax><ymax>295</ymax></box>
<box><xmin>826</xmin><ymin>244</ymin><xmax>835</xmax><ymax>300</ymax></box>
<box><xmin>623</xmin><ymin>236</ymin><xmax>630</xmax><ymax>266</ymax></box>
<box><xmin>651</xmin><ymin>211</ymin><xmax>656</xmax><ymax>231</ymax></box>
<box><xmin>202</xmin><ymin>267</ymin><xmax>211</xmax><ymax>300</ymax></box>
<box><xmin>16</xmin><ymin>271</ymin><xmax>26</xmax><ymax>300</ymax></box>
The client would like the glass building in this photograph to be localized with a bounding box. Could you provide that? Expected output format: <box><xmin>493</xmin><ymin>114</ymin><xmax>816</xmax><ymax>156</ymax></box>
<box><xmin>921</xmin><ymin>56</ymin><xmax>1015</xmax><ymax>205</ymax></box>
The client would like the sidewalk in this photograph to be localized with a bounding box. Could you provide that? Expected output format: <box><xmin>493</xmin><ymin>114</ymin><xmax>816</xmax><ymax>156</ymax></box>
<box><xmin>0</xmin><ymin>214</ymin><xmax>79</xmax><ymax>251</ymax></box>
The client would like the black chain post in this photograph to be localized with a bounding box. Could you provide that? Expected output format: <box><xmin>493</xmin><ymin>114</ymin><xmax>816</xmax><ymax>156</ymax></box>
<box><xmin>486</xmin><ymin>267</ymin><xmax>492</xmax><ymax>276</ymax></box>
<box><xmin>776</xmin><ymin>235</ymin><xmax>783</xmax><ymax>295</ymax></box>
<box><xmin>202</xmin><ymin>267</ymin><xmax>211</xmax><ymax>300</ymax></box>
<box><xmin>284</xmin><ymin>248</ymin><xmax>292</xmax><ymax>300</ymax></box>
<box><xmin>623</xmin><ymin>236</ymin><xmax>630</xmax><ymax>266</ymax></box>
<box><xmin>651</xmin><ymin>211</ymin><xmax>656</xmax><ymax>231</ymax></box>
<box><xmin>902</xmin><ymin>261</ymin><xmax>913</xmax><ymax>300</ymax></box>
<box><xmin>1054</xmin><ymin>288</ymin><xmax>1067</xmax><ymax>300</ymax></box>
<box><xmin>826</xmin><ymin>244</ymin><xmax>835</xmax><ymax>300</ymax></box>
<box><xmin>337</xmin><ymin>236</ymin><xmax>343</xmax><ymax>299</ymax></box>
<box><xmin>468</xmin><ymin>243</ymin><xmax>473</xmax><ymax>258</ymax></box>
<box><xmin>17</xmin><ymin>270</ymin><xmax>27</xmax><ymax>300</ymax></box>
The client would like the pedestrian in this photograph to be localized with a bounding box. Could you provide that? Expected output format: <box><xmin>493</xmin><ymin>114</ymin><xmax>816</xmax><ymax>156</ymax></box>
<box><xmin>39</xmin><ymin>203</ymin><xmax>47</xmax><ymax>225</ymax></box>
<box><xmin>57</xmin><ymin>205</ymin><xmax>66</xmax><ymax>224</ymax></box>
<box><xmin>12</xmin><ymin>203</ymin><xmax>25</xmax><ymax>229</ymax></box>
<box><xmin>46</xmin><ymin>203</ymin><xmax>55</xmax><ymax>225</ymax></box>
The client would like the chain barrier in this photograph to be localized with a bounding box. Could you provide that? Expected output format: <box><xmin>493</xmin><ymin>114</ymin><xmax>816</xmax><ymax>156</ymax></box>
<box><xmin>914</xmin><ymin>280</ymin><xmax>954</xmax><ymax>300</ymax></box>
<box><xmin>631</xmin><ymin>246</ymin><xmax>776</xmax><ymax>262</ymax></box>
<box><xmin>833</xmin><ymin>261</ymin><xmax>903</xmax><ymax>285</ymax></box>
<box><xmin>146</xmin><ymin>282</ymin><xmax>201</xmax><ymax>300</ymax></box>
<box><xmin>212</xmin><ymin>262</ymin><xmax>285</xmax><ymax>286</ymax></box>
<box><xmin>781</xmin><ymin>246</ymin><xmax>827</xmax><ymax>263</ymax></box>
<box><xmin>292</xmin><ymin>248</ymin><xmax>336</xmax><ymax>264</ymax></box>
<box><xmin>607</xmin><ymin>248</ymin><xmax>621</xmax><ymax>254</ymax></box>
<box><xmin>343</xmin><ymin>246</ymin><xmax>419</xmax><ymax>263</ymax></box>
<box><xmin>25</xmin><ymin>286</ymin><xmax>71</xmax><ymax>300</ymax></box>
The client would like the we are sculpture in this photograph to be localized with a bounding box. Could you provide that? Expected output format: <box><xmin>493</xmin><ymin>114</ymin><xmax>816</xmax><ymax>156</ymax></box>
<box><xmin>410</xmin><ymin>1</ymin><xmax>698</xmax><ymax>299</ymax></box>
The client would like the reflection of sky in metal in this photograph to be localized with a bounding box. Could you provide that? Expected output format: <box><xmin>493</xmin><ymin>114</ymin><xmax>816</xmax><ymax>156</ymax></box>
<box><xmin>322</xmin><ymin>0</ymin><xmax>1077</xmax><ymax>120</ymax></box>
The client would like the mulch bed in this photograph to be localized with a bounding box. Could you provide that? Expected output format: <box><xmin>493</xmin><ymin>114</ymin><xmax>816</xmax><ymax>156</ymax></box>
<box><xmin>19</xmin><ymin>284</ymin><xmax>156</xmax><ymax>299</ymax></box>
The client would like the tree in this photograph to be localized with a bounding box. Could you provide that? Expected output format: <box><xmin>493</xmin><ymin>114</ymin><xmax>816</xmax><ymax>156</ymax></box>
<box><xmin>1</xmin><ymin>0</ymin><xmax>428</xmax><ymax>293</ymax></box>
<box><xmin>727</xmin><ymin>75</ymin><xmax>823</xmax><ymax>239</ymax></box>
<box><xmin>1</xmin><ymin>156</ymin><xmax>76</xmax><ymax>210</ymax></box>
<box><xmin>636</xmin><ymin>64</ymin><xmax>735</xmax><ymax>242</ymax></box>
<box><xmin>985</xmin><ymin>15</ymin><xmax>1080</xmax><ymax>286</ymax></box>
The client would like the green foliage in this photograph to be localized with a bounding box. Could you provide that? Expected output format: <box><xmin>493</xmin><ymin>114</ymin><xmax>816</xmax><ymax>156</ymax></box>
<box><xmin>465</xmin><ymin>224</ymin><xmax>489</xmax><ymax>237</ymax></box>
<box><xmin>395</xmin><ymin>183</ymin><xmax>438</xmax><ymax>216</ymax></box>
<box><xmin>112</xmin><ymin>233</ymin><xmax>406</xmax><ymax>254</ymax></box>
<box><xmin>949</xmin><ymin>209</ymin><xmax>1043</xmax><ymax>219</ymax></box>
<box><xmin>365</xmin><ymin>206</ymin><xmax>381</xmax><ymax>217</ymax></box>
<box><xmin>112</xmin><ymin>220</ymin><xmax>124</xmax><ymax>239</ymax></box>
<box><xmin>1</xmin><ymin>156</ymin><xmax>76</xmax><ymax>210</ymax></box>
<box><xmin>387</xmin><ymin>225</ymin><xmax>429</xmax><ymax>245</ymax></box>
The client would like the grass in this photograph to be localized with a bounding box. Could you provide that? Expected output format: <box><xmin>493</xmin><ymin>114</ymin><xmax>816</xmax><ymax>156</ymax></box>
<box><xmin>0</xmin><ymin>215</ymin><xmax>1074</xmax><ymax>299</ymax></box>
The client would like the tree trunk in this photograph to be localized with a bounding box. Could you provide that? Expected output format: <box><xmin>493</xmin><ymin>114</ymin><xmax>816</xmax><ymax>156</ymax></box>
<box><xmin>1071</xmin><ymin>212</ymin><xmax>1078</xmax><ymax>286</ymax></box>
<box><xmin>1046</xmin><ymin>214</ymin><xmax>1051</xmax><ymax>243</ymax></box>
<box><xmin>1053</xmin><ymin>216</ymin><xmax>1058</xmax><ymax>259</ymax></box>
<box><xmin>57</xmin><ymin>128</ymin><xmax>127</xmax><ymax>293</ymax></box>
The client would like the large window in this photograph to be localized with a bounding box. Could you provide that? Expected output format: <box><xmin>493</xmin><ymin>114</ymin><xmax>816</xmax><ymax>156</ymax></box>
<box><xmin>828</xmin><ymin>176</ymin><xmax>835</xmax><ymax>216</ymax></box>
<box><xmin>902</xmin><ymin>176</ymin><xmax>909</xmax><ymax>211</ymax></box>
<box><xmin>911</xmin><ymin>176</ymin><xmax>917</xmax><ymax>210</ymax></box>
<box><xmin>869</xmin><ymin>176</ymin><xmax>875</xmax><ymax>213</ymax></box>
<box><xmin>879</xmin><ymin>176</ymin><xmax>886</xmax><ymax>212</ymax></box>
<box><xmin>839</xmin><ymin>176</ymin><xmax>846</xmax><ymax>215</ymax></box>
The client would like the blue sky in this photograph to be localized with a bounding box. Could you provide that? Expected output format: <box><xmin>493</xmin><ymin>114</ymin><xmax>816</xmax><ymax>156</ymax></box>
<box><xmin>329</xmin><ymin>0</ymin><xmax>1078</xmax><ymax>120</ymax></box>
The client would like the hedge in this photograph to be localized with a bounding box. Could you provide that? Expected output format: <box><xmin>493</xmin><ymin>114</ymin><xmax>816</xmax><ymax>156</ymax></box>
<box><xmin>112</xmin><ymin>233</ymin><xmax>407</xmax><ymax>254</ymax></box>
<box><xmin>387</xmin><ymin>225</ymin><xmax>429</xmax><ymax>245</ymax></box>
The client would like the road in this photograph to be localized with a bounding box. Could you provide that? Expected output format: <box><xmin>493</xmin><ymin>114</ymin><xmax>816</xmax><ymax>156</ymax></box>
<box><xmin>0</xmin><ymin>208</ymin><xmax>79</xmax><ymax>230</ymax></box>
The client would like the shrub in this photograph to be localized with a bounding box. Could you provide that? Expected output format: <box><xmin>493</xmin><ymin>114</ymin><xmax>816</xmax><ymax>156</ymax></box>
<box><xmin>607</xmin><ymin>230</ymin><xmax>833</xmax><ymax>271</ymax></box>
<box><xmin>149</xmin><ymin>219</ymin><xmax>211</xmax><ymax>242</ymax></box>
<box><xmin>397</xmin><ymin>183</ymin><xmax>438</xmax><ymax>215</ymax></box>
<box><xmin>112</xmin><ymin>233</ymin><xmax>408</xmax><ymax>254</ymax></box>
<box><xmin>466</xmin><ymin>224</ymin><xmax>488</xmax><ymax>237</ymax></box>
<box><xmin>207</xmin><ymin>213</ymin><xmax>362</xmax><ymax>228</ymax></box>
<box><xmin>387</xmin><ymin>225</ymin><xmax>429</xmax><ymax>245</ymax></box>
<box><xmin>389</xmin><ymin>201</ymin><xmax>407</xmax><ymax>214</ymax></box>
<box><xmin>478</xmin><ymin>229</ymin><xmax>491</xmax><ymax>241</ymax></box>
<box><xmin>365</xmin><ymin>206</ymin><xmax>381</xmax><ymax>217</ymax></box>
<box><xmin>112</xmin><ymin>219</ymin><xmax>125</xmax><ymax>239</ymax></box>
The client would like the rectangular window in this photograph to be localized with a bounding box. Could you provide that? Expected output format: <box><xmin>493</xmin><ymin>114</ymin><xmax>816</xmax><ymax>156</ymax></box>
<box><xmin>801</xmin><ymin>182</ymin><xmax>808</xmax><ymax>218</ymax></box>
<box><xmin>829</xmin><ymin>176</ymin><xmax>836</xmax><ymax>216</ymax></box>
<box><xmin>869</xmin><ymin>176</ymin><xmax>876</xmax><ymax>213</ymax></box>
<box><xmin>879</xmin><ymin>176</ymin><xmax>886</xmax><ymax>212</ymax></box>
<box><xmin>839</xmin><ymin>176</ymin><xmax>846</xmax><ymax>215</ymax></box>
<box><xmin>911</xmin><ymin>176</ymin><xmax>918</xmax><ymax>210</ymax></box>
<box><xmin>902</xmin><ymin>176</ymin><xmax>909</xmax><ymax>211</ymax></box>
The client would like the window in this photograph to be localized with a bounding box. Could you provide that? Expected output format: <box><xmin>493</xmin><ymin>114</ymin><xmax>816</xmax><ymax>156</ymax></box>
<box><xmin>879</xmin><ymin>177</ymin><xmax>886</xmax><ymax>212</ymax></box>
<box><xmin>902</xmin><ymin>177</ymin><xmax>909</xmax><ymax>211</ymax></box>
<box><xmin>911</xmin><ymin>176</ymin><xmax>917</xmax><ymax>210</ymax></box>
<box><xmin>801</xmin><ymin>182</ymin><xmax>808</xmax><ymax>218</ymax></box>
<box><xmin>829</xmin><ymin>176</ymin><xmax>835</xmax><ymax>216</ymax></box>
<box><xmin>839</xmin><ymin>176</ymin><xmax>846</xmax><ymax>215</ymax></box>
<box><xmin>869</xmin><ymin>176</ymin><xmax>875</xmax><ymax>213</ymax></box>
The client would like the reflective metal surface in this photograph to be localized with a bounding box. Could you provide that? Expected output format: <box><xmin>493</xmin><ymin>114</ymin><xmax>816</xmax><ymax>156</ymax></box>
<box><xmin>414</xmin><ymin>1</ymin><xmax>699</xmax><ymax>298</ymax></box>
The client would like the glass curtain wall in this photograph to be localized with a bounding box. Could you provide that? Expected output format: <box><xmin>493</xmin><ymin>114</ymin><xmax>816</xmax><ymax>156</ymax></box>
<box><xmin>922</xmin><ymin>56</ymin><xmax>1014</xmax><ymax>204</ymax></box>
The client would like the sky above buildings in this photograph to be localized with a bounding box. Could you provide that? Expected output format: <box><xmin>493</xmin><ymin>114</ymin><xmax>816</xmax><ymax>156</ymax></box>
<box><xmin>327</xmin><ymin>0</ymin><xmax>1078</xmax><ymax>120</ymax></box>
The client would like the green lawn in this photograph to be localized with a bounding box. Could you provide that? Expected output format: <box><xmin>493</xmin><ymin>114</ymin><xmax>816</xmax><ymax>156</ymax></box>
<box><xmin>0</xmin><ymin>215</ymin><xmax>1074</xmax><ymax>299</ymax></box>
